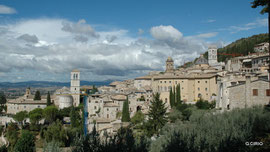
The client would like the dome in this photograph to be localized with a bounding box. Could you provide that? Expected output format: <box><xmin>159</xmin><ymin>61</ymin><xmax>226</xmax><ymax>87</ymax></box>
<box><xmin>55</xmin><ymin>87</ymin><xmax>71</xmax><ymax>95</ymax></box>
<box><xmin>59</xmin><ymin>94</ymin><xmax>73</xmax><ymax>109</ymax></box>
<box><xmin>166</xmin><ymin>56</ymin><xmax>173</xmax><ymax>62</ymax></box>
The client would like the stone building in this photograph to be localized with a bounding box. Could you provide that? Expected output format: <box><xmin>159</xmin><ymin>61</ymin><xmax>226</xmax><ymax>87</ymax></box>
<box><xmin>228</xmin><ymin>76</ymin><xmax>270</xmax><ymax>109</ymax></box>
<box><xmin>134</xmin><ymin>57</ymin><xmax>219</xmax><ymax>108</ymax></box>
<box><xmin>208</xmin><ymin>45</ymin><xmax>218</xmax><ymax>66</ymax></box>
<box><xmin>7</xmin><ymin>88</ymin><xmax>47</xmax><ymax>114</ymax></box>
<box><xmin>254</xmin><ymin>42</ymin><xmax>269</xmax><ymax>52</ymax></box>
<box><xmin>70</xmin><ymin>69</ymin><xmax>80</xmax><ymax>106</ymax></box>
<box><xmin>165</xmin><ymin>56</ymin><xmax>174</xmax><ymax>73</ymax></box>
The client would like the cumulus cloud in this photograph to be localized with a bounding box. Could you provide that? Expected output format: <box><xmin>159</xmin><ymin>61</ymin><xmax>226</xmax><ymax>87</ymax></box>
<box><xmin>74</xmin><ymin>35</ymin><xmax>88</xmax><ymax>43</ymax></box>
<box><xmin>150</xmin><ymin>25</ymin><xmax>183</xmax><ymax>41</ymax></box>
<box><xmin>0</xmin><ymin>5</ymin><xmax>16</xmax><ymax>14</ymax></box>
<box><xmin>0</xmin><ymin>19</ymin><xmax>213</xmax><ymax>82</ymax></box>
<box><xmin>17</xmin><ymin>34</ymin><xmax>39</xmax><ymax>43</ymax></box>
<box><xmin>106</xmin><ymin>35</ymin><xmax>117</xmax><ymax>43</ymax></box>
<box><xmin>62</xmin><ymin>19</ymin><xmax>99</xmax><ymax>38</ymax></box>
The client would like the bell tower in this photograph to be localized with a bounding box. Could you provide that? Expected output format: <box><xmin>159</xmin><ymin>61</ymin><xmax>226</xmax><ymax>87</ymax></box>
<box><xmin>165</xmin><ymin>56</ymin><xmax>174</xmax><ymax>73</ymax></box>
<box><xmin>70</xmin><ymin>69</ymin><xmax>80</xmax><ymax>106</ymax></box>
<box><xmin>208</xmin><ymin>46</ymin><xmax>218</xmax><ymax>66</ymax></box>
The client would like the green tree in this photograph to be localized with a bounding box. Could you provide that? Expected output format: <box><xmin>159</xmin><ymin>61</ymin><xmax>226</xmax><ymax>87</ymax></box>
<box><xmin>34</xmin><ymin>90</ymin><xmax>41</xmax><ymax>100</ymax></box>
<box><xmin>147</xmin><ymin>93</ymin><xmax>168</xmax><ymax>136</ymax></box>
<box><xmin>0</xmin><ymin>145</ymin><xmax>7</xmax><ymax>152</ymax></box>
<box><xmin>47</xmin><ymin>92</ymin><xmax>52</xmax><ymax>106</ymax></box>
<box><xmin>70</xmin><ymin>106</ymin><xmax>80</xmax><ymax>128</ymax></box>
<box><xmin>176</xmin><ymin>84</ymin><xmax>181</xmax><ymax>104</ymax></box>
<box><xmin>14</xmin><ymin>130</ymin><xmax>35</xmax><ymax>152</ymax></box>
<box><xmin>0</xmin><ymin>92</ymin><xmax>7</xmax><ymax>105</ymax></box>
<box><xmin>0</xmin><ymin>92</ymin><xmax>7</xmax><ymax>114</ymax></box>
<box><xmin>150</xmin><ymin>106</ymin><xmax>269</xmax><ymax>152</ymax></box>
<box><xmin>29</xmin><ymin>108</ymin><xmax>43</xmax><ymax>125</ymax></box>
<box><xmin>91</xmin><ymin>85</ymin><xmax>99</xmax><ymax>94</ymax></box>
<box><xmin>169</xmin><ymin>88</ymin><xmax>175</xmax><ymax>108</ymax></box>
<box><xmin>131</xmin><ymin>111</ymin><xmax>145</xmax><ymax>125</ymax></box>
<box><xmin>43</xmin><ymin>106</ymin><xmax>59</xmax><ymax>124</ymax></box>
<box><xmin>29</xmin><ymin>108</ymin><xmax>43</xmax><ymax>130</ymax></box>
<box><xmin>43</xmin><ymin>141</ymin><xmax>61</xmax><ymax>152</ymax></box>
<box><xmin>122</xmin><ymin>97</ymin><xmax>130</xmax><ymax>122</ymax></box>
<box><xmin>13</xmin><ymin>111</ymin><xmax>28</xmax><ymax>127</ymax></box>
<box><xmin>43</xmin><ymin>120</ymin><xmax>67</xmax><ymax>146</ymax></box>
<box><xmin>6</xmin><ymin>122</ymin><xmax>19</xmax><ymax>150</ymax></box>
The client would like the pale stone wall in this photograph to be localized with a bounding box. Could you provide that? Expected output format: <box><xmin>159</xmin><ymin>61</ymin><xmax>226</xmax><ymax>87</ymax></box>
<box><xmin>0</xmin><ymin>116</ymin><xmax>15</xmax><ymax>125</ymax></box>
<box><xmin>7</xmin><ymin>102</ymin><xmax>47</xmax><ymax>114</ymax></box>
<box><xmin>70</xmin><ymin>70</ymin><xmax>80</xmax><ymax>106</ymax></box>
<box><xmin>134</xmin><ymin>79</ymin><xmax>151</xmax><ymax>90</ymax></box>
<box><xmin>228</xmin><ymin>78</ymin><xmax>270</xmax><ymax>110</ymax></box>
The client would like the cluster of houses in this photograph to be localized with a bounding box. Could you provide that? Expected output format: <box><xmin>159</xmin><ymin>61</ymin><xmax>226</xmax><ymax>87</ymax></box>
<box><xmin>1</xmin><ymin>42</ymin><xmax>270</xmax><ymax>135</ymax></box>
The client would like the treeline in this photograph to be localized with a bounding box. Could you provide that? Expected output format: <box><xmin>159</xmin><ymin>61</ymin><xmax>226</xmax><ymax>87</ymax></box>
<box><xmin>150</xmin><ymin>106</ymin><xmax>270</xmax><ymax>152</ymax></box>
<box><xmin>204</xmin><ymin>33</ymin><xmax>268</xmax><ymax>62</ymax></box>
<box><xmin>0</xmin><ymin>105</ymin><xmax>84</xmax><ymax>152</ymax></box>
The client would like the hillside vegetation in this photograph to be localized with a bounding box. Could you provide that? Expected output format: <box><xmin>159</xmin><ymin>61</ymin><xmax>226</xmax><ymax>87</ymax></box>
<box><xmin>204</xmin><ymin>33</ymin><xmax>268</xmax><ymax>62</ymax></box>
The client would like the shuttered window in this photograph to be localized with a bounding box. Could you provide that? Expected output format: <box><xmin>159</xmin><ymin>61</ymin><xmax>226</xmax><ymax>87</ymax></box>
<box><xmin>253</xmin><ymin>89</ymin><xmax>258</xmax><ymax>96</ymax></box>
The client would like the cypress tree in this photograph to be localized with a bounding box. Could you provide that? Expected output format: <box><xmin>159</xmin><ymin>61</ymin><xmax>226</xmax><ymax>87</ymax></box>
<box><xmin>176</xmin><ymin>84</ymin><xmax>181</xmax><ymax>104</ymax></box>
<box><xmin>169</xmin><ymin>88</ymin><xmax>175</xmax><ymax>108</ymax></box>
<box><xmin>34</xmin><ymin>90</ymin><xmax>41</xmax><ymax>100</ymax></box>
<box><xmin>122</xmin><ymin>96</ymin><xmax>130</xmax><ymax>122</ymax></box>
<box><xmin>173</xmin><ymin>86</ymin><xmax>176</xmax><ymax>105</ymax></box>
<box><xmin>47</xmin><ymin>91</ymin><xmax>51</xmax><ymax>106</ymax></box>
<box><xmin>148</xmin><ymin>93</ymin><xmax>168</xmax><ymax>136</ymax></box>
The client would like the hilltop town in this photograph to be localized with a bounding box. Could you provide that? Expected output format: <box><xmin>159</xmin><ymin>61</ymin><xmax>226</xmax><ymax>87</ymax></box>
<box><xmin>1</xmin><ymin>42</ymin><xmax>269</xmax><ymax>139</ymax></box>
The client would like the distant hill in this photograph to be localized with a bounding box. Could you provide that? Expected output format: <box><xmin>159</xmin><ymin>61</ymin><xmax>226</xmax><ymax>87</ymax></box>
<box><xmin>0</xmin><ymin>80</ymin><xmax>113</xmax><ymax>88</ymax></box>
<box><xmin>204</xmin><ymin>33</ymin><xmax>269</xmax><ymax>62</ymax></box>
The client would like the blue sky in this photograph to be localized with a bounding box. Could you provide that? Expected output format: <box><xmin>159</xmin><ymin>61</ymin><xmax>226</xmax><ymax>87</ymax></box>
<box><xmin>0</xmin><ymin>0</ymin><xmax>268</xmax><ymax>82</ymax></box>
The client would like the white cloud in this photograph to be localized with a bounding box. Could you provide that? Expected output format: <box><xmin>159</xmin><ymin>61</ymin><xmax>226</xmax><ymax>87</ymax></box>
<box><xmin>150</xmin><ymin>25</ymin><xmax>183</xmax><ymax>41</ymax></box>
<box><xmin>191</xmin><ymin>32</ymin><xmax>218</xmax><ymax>39</ymax></box>
<box><xmin>0</xmin><ymin>19</ymin><xmax>214</xmax><ymax>82</ymax></box>
<box><xmin>62</xmin><ymin>19</ymin><xmax>99</xmax><ymax>38</ymax></box>
<box><xmin>0</xmin><ymin>5</ymin><xmax>16</xmax><ymax>14</ymax></box>
<box><xmin>219</xmin><ymin>18</ymin><xmax>268</xmax><ymax>33</ymax></box>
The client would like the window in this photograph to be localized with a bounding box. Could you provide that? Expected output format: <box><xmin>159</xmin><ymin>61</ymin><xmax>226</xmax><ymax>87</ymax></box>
<box><xmin>165</xmin><ymin>98</ymin><xmax>168</xmax><ymax>103</ymax></box>
<box><xmin>198</xmin><ymin>87</ymin><xmax>200</xmax><ymax>91</ymax></box>
<box><xmin>38</xmin><ymin>105</ymin><xmax>40</xmax><ymax>108</ymax></box>
<box><xmin>205</xmin><ymin>81</ymin><xmax>208</xmax><ymax>83</ymax></box>
<box><xmin>107</xmin><ymin>108</ymin><xmax>109</xmax><ymax>111</ymax></box>
<box><xmin>266</xmin><ymin>89</ymin><xmax>270</xmax><ymax>96</ymax></box>
<box><xmin>205</xmin><ymin>88</ymin><xmax>208</xmax><ymax>91</ymax></box>
<box><xmin>175</xmin><ymin>81</ymin><xmax>178</xmax><ymax>84</ymax></box>
<box><xmin>160</xmin><ymin>81</ymin><xmax>162</xmax><ymax>83</ymax></box>
<box><xmin>253</xmin><ymin>89</ymin><xmax>258</xmax><ymax>96</ymax></box>
<box><xmin>94</xmin><ymin>106</ymin><xmax>96</xmax><ymax>110</ymax></box>
<box><xmin>107</xmin><ymin>114</ymin><xmax>109</xmax><ymax>118</ymax></box>
<box><xmin>169</xmin><ymin>81</ymin><xmax>171</xmax><ymax>83</ymax></box>
<box><xmin>164</xmin><ymin>81</ymin><xmax>166</xmax><ymax>83</ymax></box>
<box><xmin>24</xmin><ymin>106</ymin><xmax>26</xmax><ymax>109</ymax></box>
<box><xmin>198</xmin><ymin>81</ymin><xmax>200</xmax><ymax>83</ymax></box>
